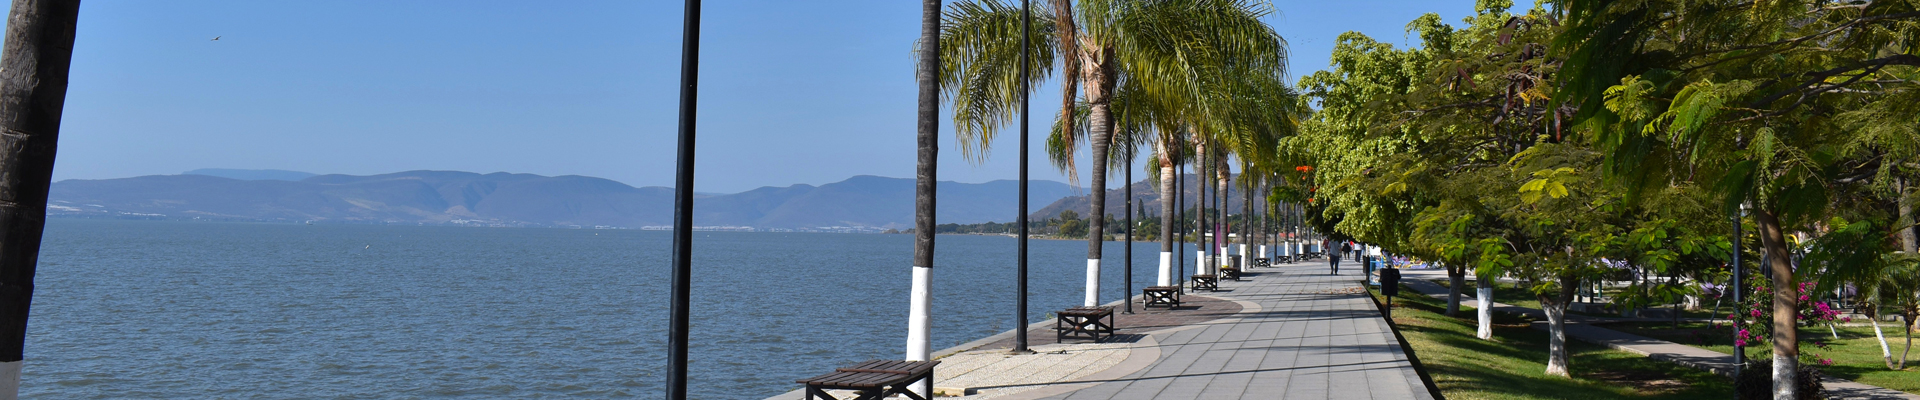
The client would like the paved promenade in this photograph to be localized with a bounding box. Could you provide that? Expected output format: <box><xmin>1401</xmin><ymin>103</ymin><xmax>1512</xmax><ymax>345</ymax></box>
<box><xmin>1033</xmin><ymin>259</ymin><xmax>1433</xmax><ymax>399</ymax></box>
<box><xmin>769</xmin><ymin>258</ymin><xmax>1433</xmax><ymax>400</ymax></box>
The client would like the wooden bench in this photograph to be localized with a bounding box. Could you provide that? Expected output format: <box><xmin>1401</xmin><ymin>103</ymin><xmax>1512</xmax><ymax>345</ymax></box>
<box><xmin>1254</xmin><ymin>258</ymin><xmax>1271</xmax><ymax>267</ymax></box>
<box><xmin>1191</xmin><ymin>274</ymin><xmax>1219</xmax><ymax>291</ymax></box>
<box><xmin>795</xmin><ymin>359</ymin><xmax>939</xmax><ymax>400</ymax></box>
<box><xmin>1220</xmin><ymin>265</ymin><xmax>1240</xmax><ymax>280</ymax></box>
<box><xmin>1142</xmin><ymin>286</ymin><xmax>1182</xmax><ymax>308</ymax></box>
<box><xmin>1055</xmin><ymin>306</ymin><xmax>1116</xmax><ymax>342</ymax></box>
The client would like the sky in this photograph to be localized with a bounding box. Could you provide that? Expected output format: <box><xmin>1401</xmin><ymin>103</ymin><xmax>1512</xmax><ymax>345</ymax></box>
<box><xmin>51</xmin><ymin>0</ymin><xmax>1515</xmax><ymax>194</ymax></box>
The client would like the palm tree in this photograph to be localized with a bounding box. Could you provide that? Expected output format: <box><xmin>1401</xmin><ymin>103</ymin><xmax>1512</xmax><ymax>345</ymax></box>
<box><xmin>906</xmin><ymin>0</ymin><xmax>941</xmax><ymax>396</ymax></box>
<box><xmin>941</xmin><ymin>0</ymin><xmax>1288</xmax><ymax>306</ymax></box>
<box><xmin>1151</xmin><ymin>135</ymin><xmax>1190</xmax><ymax>286</ymax></box>
<box><xmin>0</xmin><ymin>1</ymin><xmax>82</xmax><ymax>398</ymax></box>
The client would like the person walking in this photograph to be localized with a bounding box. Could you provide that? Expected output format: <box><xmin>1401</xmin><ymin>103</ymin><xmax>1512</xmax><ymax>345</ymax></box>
<box><xmin>1331</xmin><ymin>240</ymin><xmax>1350</xmax><ymax>275</ymax></box>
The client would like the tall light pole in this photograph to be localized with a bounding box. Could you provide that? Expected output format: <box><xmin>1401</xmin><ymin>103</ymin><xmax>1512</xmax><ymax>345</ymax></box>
<box><xmin>1012</xmin><ymin>0</ymin><xmax>1034</xmax><ymax>355</ymax></box>
<box><xmin>665</xmin><ymin>0</ymin><xmax>701</xmax><ymax>397</ymax></box>
<box><xmin>1733</xmin><ymin>202</ymin><xmax>1746</xmax><ymax>376</ymax></box>
<box><xmin>1123</xmin><ymin>146</ymin><xmax>1134</xmax><ymax>314</ymax></box>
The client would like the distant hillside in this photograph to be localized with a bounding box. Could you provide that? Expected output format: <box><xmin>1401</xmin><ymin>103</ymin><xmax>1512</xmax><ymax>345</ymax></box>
<box><xmin>183</xmin><ymin>168</ymin><xmax>316</xmax><ymax>181</ymax></box>
<box><xmin>49</xmin><ymin>171</ymin><xmax>1076</xmax><ymax>229</ymax></box>
<box><xmin>1031</xmin><ymin>174</ymin><xmax>1252</xmax><ymax>220</ymax></box>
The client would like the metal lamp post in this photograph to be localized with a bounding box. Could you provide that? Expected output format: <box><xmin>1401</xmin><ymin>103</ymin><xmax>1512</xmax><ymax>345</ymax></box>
<box><xmin>1732</xmin><ymin>202</ymin><xmax>1746</xmax><ymax>376</ymax></box>
<box><xmin>665</xmin><ymin>0</ymin><xmax>701</xmax><ymax>397</ymax></box>
<box><xmin>1012</xmin><ymin>0</ymin><xmax>1033</xmax><ymax>355</ymax></box>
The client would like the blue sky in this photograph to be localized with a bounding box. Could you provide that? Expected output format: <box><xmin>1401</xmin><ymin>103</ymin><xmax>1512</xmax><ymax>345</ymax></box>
<box><xmin>52</xmin><ymin>0</ymin><xmax>1511</xmax><ymax>194</ymax></box>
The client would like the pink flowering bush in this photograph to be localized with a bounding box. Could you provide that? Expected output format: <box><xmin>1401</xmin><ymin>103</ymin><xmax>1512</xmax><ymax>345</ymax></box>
<box><xmin>1730</xmin><ymin>281</ymin><xmax>1839</xmax><ymax>364</ymax></box>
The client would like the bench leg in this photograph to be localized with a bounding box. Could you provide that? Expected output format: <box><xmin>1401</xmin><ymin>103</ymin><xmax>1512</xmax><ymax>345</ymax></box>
<box><xmin>805</xmin><ymin>385</ymin><xmax>840</xmax><ymax>400</ymax></box>
<box><xmin>886</xmin><ymin>372</ymin><xmax>934</xmax><ymax>400</ymax></box>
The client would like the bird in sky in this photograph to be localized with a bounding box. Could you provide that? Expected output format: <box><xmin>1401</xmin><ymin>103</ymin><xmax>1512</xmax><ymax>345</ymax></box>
<box><xmin>210</xmin><ymin>36</ymin><xmax>220</xmax><ymax>41</ymax></box>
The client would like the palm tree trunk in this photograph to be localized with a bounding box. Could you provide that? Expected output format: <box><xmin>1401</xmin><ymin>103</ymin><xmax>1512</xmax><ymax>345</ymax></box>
<box><xmin>1755</xmin><ymin>208</ymin><xmax>1800</xmax><ymax>399</ymax></box>
<box><xmin>1214</xmin><ymin>158</ymin><xmax>1227</xmax><ymax>273</ymax></box>
<box><xmin>0</xmin><ymin>1</ymin><xmax>81</xmax><ymax>397</ymax></box>
<box><xmin>1194</xmin><ymin>139</ymin><xmax>1208</xmax><ymax>278</ymax></box>
<box><xmin>1177</xmin><ymin>165</ymin><xmax>1186</xmax><ymax>288</ymax></box>
<box><xmin>906</xmin><ymin>2</ymin><xmax>940</xmax><ymax>397</ymax></box>
<box><xmin>1256</xmin><ymin>181</ymin><xmax>1266</xmax><ymax>261</ymax></box>
<box><xmin>1241</xmin><ymin>173</ymin><xmax>1251</xmax><ymax>269</ymax></box>
<box><xmin>1219</xmin><ymin>162</ymin><xmax>1229</xmax><ymax>271</ymax></box>
<box><xmin>1158</xmin><ymin>159</ymin><xmax>1175</xmax><ymax>286</ymax></box>
<box><xmin>1082</xmin><ymin>101</ymin><xmax>1111</xmax><ymax>307</ymax></box>
<box><xmin>1248</xmin><ymin>180</ymin><xmax>1257</xmax><ymax>260</ymax></box>
<box><xmin>1288</xmin><ymin>202</ymin><xmax>1297</xmax><ymax>258</ymax></box>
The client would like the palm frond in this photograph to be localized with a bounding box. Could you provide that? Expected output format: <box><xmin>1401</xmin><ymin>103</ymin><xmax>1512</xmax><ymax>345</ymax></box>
<box><xmin>939</xmin><ymin>0</ymin><xmax>1060</xmax><ymax>163</ymax></box>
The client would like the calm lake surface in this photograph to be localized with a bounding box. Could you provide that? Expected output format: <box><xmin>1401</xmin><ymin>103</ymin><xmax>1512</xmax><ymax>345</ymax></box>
<box><xmin>26</xmin><ymin>219</ymin><xmax>1183</xmax><ymax>399</ymax></box>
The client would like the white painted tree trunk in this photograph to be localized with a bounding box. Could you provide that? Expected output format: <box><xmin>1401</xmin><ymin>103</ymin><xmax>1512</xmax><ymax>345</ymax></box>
<box><xmin>1774</xmin><ymin>352</ymin><xmax>1797</xmax><ymax>399</ymax></box>
<box><xmin>1238</xmin><ymin>244</ymin><xmax>1248</xmax><ymax>268</ymax></box>
<box><xmin>1084</xmin><ymin>259</ymin><xmax>1101</xmax><ymax>307</ymax></box>
<box><xmin>906</xmin><ymin>266</ymin><xmax>932</xmax><ymax>398</ymax></box>
<box><xmin>1197</xmin><ymin>250</ymin><xmax>1207</xmax><ymax>275</ymax></box>
<box><xmin>1544</xmin><ymin>299</ymin><xmax>1570</xmax><ymax>377</ymax></box>
<box><xmin>1477</xmin><ymin>276</ymin><xmax>1494</xmax><ymax>340</ymax></box>
<box><xmin>906</xmin><ymin>266</ymin><xmax>932</xmax><ymax>361</ymax></box>
<box><xmin>1258</xmin><ymin>245</ymin><xmax>1267</xmax><ymax>261</ymax></box>
<box><xmin>1157</xmin><ymin>252</ymin><xmax>1172</xmax><ymax>286</ymax></box>
<box><xmin>1875</xmin><ymin>316</ymin><xmax>1895</xmax><ymax>369</ymax></box>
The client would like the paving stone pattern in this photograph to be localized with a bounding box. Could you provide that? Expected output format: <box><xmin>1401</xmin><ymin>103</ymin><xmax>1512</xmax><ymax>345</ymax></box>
<box><xmin>974</xmin><ymin>295</ymin><xmax>1243</xmax><ymax>351</ymax></box>
<box><xmin>1041</xmin><ymin>260</ymin><xmax>1435</xmax><ymax>400</ymax></box>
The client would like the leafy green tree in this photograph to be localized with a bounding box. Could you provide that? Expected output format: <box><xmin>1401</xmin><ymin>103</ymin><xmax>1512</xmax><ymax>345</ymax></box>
<box><xmin>1558</xmin><ymin>0</ymin><xmax>1920</xmax><ymax>395</ymax></box>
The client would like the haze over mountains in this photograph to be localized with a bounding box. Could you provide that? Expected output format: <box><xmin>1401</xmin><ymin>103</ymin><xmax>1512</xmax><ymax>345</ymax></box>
<box><xmin>1031</xmin><ymin>174</ymin><xmax>1252</xmax><ymax>220</ymax></box>
<box><xmin>49</xmin><ymin>170</ymin><xmax>1084</xmax><ymax>230</ymax></box>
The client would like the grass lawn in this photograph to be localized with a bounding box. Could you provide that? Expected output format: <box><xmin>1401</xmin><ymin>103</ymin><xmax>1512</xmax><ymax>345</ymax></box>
<box><xmin>1608</xmin><ymin>321</ymin><xmax>1920</xmax><ymax>394</ymax></box>
<box><xmin>1372</xmin><ymin>283</ymin><xmax>1733</xmax><ymax>399</ymax></box>
<box><xmin>1430</xmin><ymin>279</ymin><xmax>1721</xmax><ymax>319</ymax></box>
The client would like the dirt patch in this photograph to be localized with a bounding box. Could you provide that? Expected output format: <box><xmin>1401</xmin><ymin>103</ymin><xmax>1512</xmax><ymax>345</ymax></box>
<box><xmin>1585</xmin><ymin>370</ymin><xmax>1691</xmax><ymax>393</ymax></box>
<box><xmin>1309</xmin><ymin>287</ymin><xmax>1367</xmax><ymax>295</ymax></box>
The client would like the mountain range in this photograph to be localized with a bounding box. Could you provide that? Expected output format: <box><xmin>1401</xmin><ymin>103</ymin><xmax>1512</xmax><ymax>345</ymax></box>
<box><xmin>48</xmin><ymin>170</ymin><xmax>1085</xmax><ymax>230</ymax></box>
<box><xmin>1032</xmin><ymin>174</ymin><xmax>1253</xmax><ymax>220</ymax></box>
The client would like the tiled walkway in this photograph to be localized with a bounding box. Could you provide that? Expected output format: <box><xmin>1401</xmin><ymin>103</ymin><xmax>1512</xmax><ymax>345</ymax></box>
<box><xmin>1039</xmin><ymin>259</ymin><xmax>1436</xmax><ymax>399</ymax></box>
<box><xmin>972</xmin><ymin>295</ymin><xmax>1242</xmax><ymax>351</ymax></box>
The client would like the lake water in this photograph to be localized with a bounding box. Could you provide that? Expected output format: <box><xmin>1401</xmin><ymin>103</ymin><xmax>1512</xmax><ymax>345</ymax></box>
<box><xmin>25</xmin><ymin>219</ymin><xmax>1187</xmax><ymax>399</ymax></box>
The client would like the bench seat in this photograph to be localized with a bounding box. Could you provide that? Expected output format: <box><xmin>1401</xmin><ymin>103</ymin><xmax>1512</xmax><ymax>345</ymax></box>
<box><xmin>796</xmin><ymin>359</ymin><xmax>938</xmax><ymax>400</ymax></box>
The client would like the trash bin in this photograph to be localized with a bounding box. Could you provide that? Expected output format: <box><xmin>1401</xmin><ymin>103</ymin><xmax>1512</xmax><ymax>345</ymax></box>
<box><xmin>1379</xmin><ymin>268</ymin><xmax>1401</xmax><ymax>297</ymax></box>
